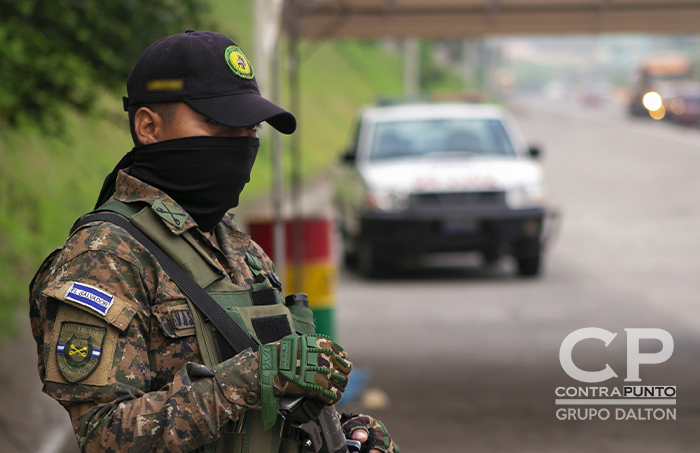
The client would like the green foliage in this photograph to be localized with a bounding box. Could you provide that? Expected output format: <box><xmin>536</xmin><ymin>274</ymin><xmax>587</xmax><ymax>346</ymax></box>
<box><xmin>420</xmin><ymin>41</ymin><xmax>464</xmax><ymax>93</ymax></box>
<box><xmin>241</xmin><ymin>39</ymin><xmax>404</xmax><ymax>201</ymax></box>
<box><xmin>295</xmin><ymin>40</ymin><xmax>404</xmax><ymax>174</ymax></box>
<box><xmin>207</xmin><ymin>0</ymin><xmax>252</xmax><ymax>51</ymax></box>
<box><xmin>0</xmin><ymin>95</ymin><xmax>133</xmax><ymax>335</ymax></box>
<box><xmin>0</xmin><ymin>0</ymin><xmax>207</xmax><ymax>129</ymax></box>
<box><xmin>210</xmin><ymin>0</ymin><xmax>405</xmax><ymax>197</ymax></box>
<box><xmin>0</xmin><ymin>0</ymin><xmax>407</xmax><ymax>336</ymax></box>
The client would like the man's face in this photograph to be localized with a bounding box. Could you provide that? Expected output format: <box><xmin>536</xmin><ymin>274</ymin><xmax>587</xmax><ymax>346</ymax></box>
<box><xmin>161</xmin><ymin>102</ymin><xmax>258</xmax><ymax>140</ymax></box>
<box><xmin>135</xmin><ymin>102</ymin><xmax>258</xmax><ymax>145</ymax></box>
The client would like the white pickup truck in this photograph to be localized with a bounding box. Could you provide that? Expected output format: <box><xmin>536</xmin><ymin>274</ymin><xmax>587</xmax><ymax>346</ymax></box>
<box><xmin>334</xmin><ymin>102</ymin><xmax>549</xmax><ymax>277</ymax></box>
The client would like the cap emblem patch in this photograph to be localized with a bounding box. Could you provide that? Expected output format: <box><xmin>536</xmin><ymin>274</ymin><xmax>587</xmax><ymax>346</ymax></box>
<box><xmin>56</xmin><ymin>322</ymin><xmax>106</xmax><ymax>382</ymax></box>
<box><xmin>225</xmin><ymin>45</ymin><xmax>254</xmax><ymax>79</ymax></box>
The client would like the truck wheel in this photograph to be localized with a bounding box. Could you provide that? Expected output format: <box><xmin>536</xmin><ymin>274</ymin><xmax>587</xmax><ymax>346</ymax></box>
<box><xmin>517</xmin><ymin>253</ymin><xmax>541</xmax><ymax>277</ymax></box>
<box><xmin>343</xmin><ymin>249</ymin><xmax>358</xmax><ymax>268</ymax></box>
<box><xmin>357</xmin><ymin>238</ymin><xmax>382</xmax><ymax>278</ymax></box>
<box><xmin>342</xmin><ymin>235</ymin><xmax>358</xmax><ymax>269</ymax></box>
<box><xmin>482</xmin><ymin>250</ymin><xmax>501</xmax><ymax>265</ymax></box>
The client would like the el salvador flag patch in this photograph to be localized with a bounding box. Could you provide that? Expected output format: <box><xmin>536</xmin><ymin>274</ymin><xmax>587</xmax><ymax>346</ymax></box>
<box><xmin>65</xmin><ymin>282</ymin><xmax>114</xmax><ymax>317</ymax></box>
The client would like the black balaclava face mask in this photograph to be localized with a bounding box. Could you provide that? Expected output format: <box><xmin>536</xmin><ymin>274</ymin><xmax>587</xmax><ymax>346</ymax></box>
<box><xmin>96</xmin><ymin>136</ymin><xmax>259</xmax><ymax>232</ymax></box>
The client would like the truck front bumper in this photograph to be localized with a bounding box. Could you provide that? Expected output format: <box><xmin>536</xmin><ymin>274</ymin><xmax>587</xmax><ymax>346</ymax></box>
<box><xmin>359</xmin><ymin>207</ymin><xmax>546</xmax><ymax>258</ymax></box>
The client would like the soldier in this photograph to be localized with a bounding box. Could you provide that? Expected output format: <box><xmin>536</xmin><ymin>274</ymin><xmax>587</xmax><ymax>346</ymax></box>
<box><xmin>29</xmin><ymin>30</ymin><xmax>398</xmax><ymax>453</ymax></box>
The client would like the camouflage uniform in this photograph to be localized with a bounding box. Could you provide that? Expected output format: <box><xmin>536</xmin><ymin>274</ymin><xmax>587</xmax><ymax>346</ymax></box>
<box><xmin>30</xmin><ymin>170</ymin><xmax>277</xmax><ymax>451</ymax></box>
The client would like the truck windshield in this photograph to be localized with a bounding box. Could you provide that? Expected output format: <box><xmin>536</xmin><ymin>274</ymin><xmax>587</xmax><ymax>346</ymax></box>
<box><xmin>369</xmin><ymin>118</ymin><xmax>516</xmax><ymax>161</ymax></box>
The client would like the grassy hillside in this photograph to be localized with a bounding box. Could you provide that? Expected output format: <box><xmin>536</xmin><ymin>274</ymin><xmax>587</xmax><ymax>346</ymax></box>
<box><xmin>209</xmin><ymin>0</ymin><xmax>406</xmax><ymax>197</ymax></box>
<box><xmin>240</xmin><ymin>39</ymin><xmax>405</xmax><ymax>199</ymax></box>
<box><xmin>0</xmin><ymin>98</ymin><xmax>133</xmax><ymax>334</ymax></box>
<box><xmin>0</xmin><ymin>0</ymin><xmax>406</xmax><ymax>336</ymax></box>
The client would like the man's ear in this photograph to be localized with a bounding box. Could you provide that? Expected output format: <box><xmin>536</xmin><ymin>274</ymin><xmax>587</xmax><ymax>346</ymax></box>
<box><xmin>134</xmin><ymin>107</ymin><xmax>163</xmax><ymax>145</ymax></box>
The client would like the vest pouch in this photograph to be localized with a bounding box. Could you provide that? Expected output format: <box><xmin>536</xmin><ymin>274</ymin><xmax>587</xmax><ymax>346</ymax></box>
<box><xmin>89</xmin><ymin>201</ymin><xmax>305</xmax><ymax>452</ymax></box>
<box><xmin>209</xmin><ymin>291</ymin><xmax>295</xmax><ymax>346</ymax></box>
<box><xmin>287</xmin><ymin>305</ymin><xmax>315</xmax><ymax>335</ymax></box>
<box><xmin>201</xmin><ymin>292</ymin><xmax>302</xmax><ymax>453</ymax></box>
<box><xmin>220</xmin><ymin>411</ymin><xmax>285</xmax><ymax>453</ymax></box>
<box><xmin>151</xmin><ymin>298</ymin><xmax>196</xmax><ymax>339</ymax></box>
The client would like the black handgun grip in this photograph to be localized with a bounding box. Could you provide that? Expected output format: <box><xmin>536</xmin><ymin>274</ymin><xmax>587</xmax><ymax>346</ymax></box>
<box><xmin>345</xmin><ymin>440</ymin><xmax>361</xmax><ymax>453</ymax></box>
<box><xmin>317</xmin><ymin>406</ymin><xmax>348</xmax><ymax>453</ymax></box>
<box><xmin>279</xmin><ymin>398</ymin><xmax>348</xmax><ymax>453</ymax></box>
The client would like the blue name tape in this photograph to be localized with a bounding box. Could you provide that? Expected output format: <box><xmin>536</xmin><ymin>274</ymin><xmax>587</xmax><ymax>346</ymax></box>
<box><xmin>65</xmin><ymin>282</ymin><xmax>114</xmax><ymax>317</ymax></box>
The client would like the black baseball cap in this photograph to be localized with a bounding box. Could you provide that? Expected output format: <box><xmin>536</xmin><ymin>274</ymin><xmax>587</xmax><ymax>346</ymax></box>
<box><xmin>123</xmin><ymin>30</ymin><xmax>296</xmax><ymax>134</ymax></box>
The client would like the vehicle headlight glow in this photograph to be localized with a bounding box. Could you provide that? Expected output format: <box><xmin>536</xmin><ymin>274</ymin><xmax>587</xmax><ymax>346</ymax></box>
<box><xmin>363</xmin><ymin>189</ymin><xmax>410</xmax><ymax>212</ymax></box>
<box><xmin>670</xmin><ymin>98</ymin><xmax>686</xmax><ymax>115</ymax></box>
<box><xmin>506</xmin><ymin>185</ymin><xmax>545</xmax><ymax>209</ymax></box>
<box><xmin>642</xmin><ymin>92</ymin><xmax>663</xmax><ymax>112</ymax></box>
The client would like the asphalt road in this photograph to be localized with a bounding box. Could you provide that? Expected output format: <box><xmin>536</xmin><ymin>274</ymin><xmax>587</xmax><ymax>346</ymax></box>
<box><xmin>334</xmin><ymin>98</ymin><xmax>700</xmax><ymax>452</ymax></box>
<box><xmin>4</xmin><ymin>97</ymin><xmax>700</xmax><ymax>452</ymax></box>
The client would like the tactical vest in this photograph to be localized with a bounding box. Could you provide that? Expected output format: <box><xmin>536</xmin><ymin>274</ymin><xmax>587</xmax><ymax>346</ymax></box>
<box><xmin>97</xmin><ymin>200</ymin><xmax>315</xmax><ymax>453</ymax></box>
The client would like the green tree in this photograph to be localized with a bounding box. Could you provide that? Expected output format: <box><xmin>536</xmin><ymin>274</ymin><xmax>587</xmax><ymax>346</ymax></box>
<box><xmin>0</xmin><ymin>0</ymin><xmax>207</xmax><ymax>129</ymax></box>
<box><xmin>419</xmin><ymin>41</ymin><xmax>464</xmax><ymax>93</ymax></box>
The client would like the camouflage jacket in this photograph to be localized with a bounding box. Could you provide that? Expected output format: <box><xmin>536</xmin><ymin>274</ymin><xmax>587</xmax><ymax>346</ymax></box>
<box><xmin>29</xmin><ymin>171</ymin><xmax>279</xmax><ymax>452</ymax></box>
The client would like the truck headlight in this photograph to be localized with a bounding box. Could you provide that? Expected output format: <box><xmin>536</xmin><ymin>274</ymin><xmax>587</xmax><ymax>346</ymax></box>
<box><xmin>643</xmin><ymin>91</ymin><xmax>663</xmax><ymax>111</ymax></box>
<box><xmin>363</xmin><ymin>189</ymin><xmax>410</xmax><ymax>212</ymax></box>
<box><xmin>506</xmin><ymin>185</ymin><xmax>545</xmax><ymax>209</ymax></box>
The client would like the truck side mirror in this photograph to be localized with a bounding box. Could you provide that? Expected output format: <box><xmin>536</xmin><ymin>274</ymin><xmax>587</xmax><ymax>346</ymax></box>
<box><xmin>528</xmin><ymin>145</ymin><xmax>542</xmax><ymax>159</ymax></box>
<box><xmin>340</xmin><ymin>149</ymin><xmax>356</xmax><ymax>164</ymax></box>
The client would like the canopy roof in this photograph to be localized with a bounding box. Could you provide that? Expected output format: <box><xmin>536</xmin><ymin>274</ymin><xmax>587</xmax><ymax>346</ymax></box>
<box><xmin>284</xmin><ymin>0</ymin><xmax>700</xmax><ymax>39</ymax></box>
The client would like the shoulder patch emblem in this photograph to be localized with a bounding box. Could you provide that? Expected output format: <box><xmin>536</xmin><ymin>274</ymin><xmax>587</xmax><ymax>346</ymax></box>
<box><xmin>56</xmin><ymin>322</ymin><xmax>106</xmax><ymax>382</ymax></box>
<box><xmin>225</xmin><ymin>45</ymin><xmax>254</xmax><ymax>79</ymax></box>
<box><xmin>151</xmin><ymin>199</ymin><xmax>187</xmax><ymax>228</ymax></box>
<box><xmin>65</xmin><ymin>282</ymin><xmax>114</xmax><ymax>316</ymax></box>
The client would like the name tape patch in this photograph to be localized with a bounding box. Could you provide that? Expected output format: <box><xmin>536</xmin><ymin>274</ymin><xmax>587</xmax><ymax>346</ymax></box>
<box><xmin>171</xmin><ymin>309</ymin><xmax>195</xmax><ymax>330</ymax></box>
<box><xmin>65</xmin><ymin>282</ymin><xmax>114</xmax><ymax>317</ymax></box>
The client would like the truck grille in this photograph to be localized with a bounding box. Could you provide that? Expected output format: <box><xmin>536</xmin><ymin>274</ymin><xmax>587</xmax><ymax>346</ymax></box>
<box><xmin>411</xmin><ymin>191</ymin><xmax>505</xmax><ymax>208</ymax></box>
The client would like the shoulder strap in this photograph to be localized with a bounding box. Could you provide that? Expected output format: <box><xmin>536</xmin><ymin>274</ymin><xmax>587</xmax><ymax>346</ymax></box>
<box><xmin>96</xmin><ymin>200</ymin><xmax>144</xmax><ymax>218</ymax></box>
<box><xmin>84</xmin><ymin>200</ymin><xmax>271</xmax><ymax>290</ymax></box>
<box><xmin>71</xmin><ymin>212</ymin><xmax>259</xmax><ymax>355</ymax></box>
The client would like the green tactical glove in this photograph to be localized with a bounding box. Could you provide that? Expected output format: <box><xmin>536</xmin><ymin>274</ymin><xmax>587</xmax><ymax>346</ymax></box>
<box><xmin>259</xmin><ymin>334</ymin><xmax>352</xmax><ymax>431</ymax></box>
